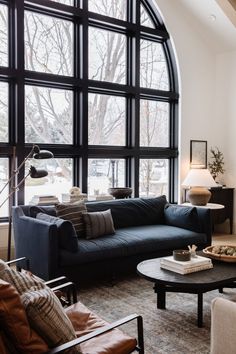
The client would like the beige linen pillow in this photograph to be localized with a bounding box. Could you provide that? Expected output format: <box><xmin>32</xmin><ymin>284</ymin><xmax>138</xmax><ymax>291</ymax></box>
<box><xmin>83</xmin><ymin>209</ymin><xmax>115</xmax><ymax>239</ymax></box>
<box><xmin>55</xmin><ymin>201</ymin><xmax>87</xmax><ymax>237</ymax></box>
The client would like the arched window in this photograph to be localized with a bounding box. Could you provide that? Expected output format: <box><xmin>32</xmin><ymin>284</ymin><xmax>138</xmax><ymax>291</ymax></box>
<box><xmin>0</xmin><ymin>0</ymin><xmax>178</xmax><ymax>218</ymax></box>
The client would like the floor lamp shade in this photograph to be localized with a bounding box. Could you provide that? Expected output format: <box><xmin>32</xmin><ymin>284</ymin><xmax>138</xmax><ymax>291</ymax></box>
<box><xmin>182</xmin><ymin>169</ymin><xmax>217</xmax><ymax>206</ymax></box>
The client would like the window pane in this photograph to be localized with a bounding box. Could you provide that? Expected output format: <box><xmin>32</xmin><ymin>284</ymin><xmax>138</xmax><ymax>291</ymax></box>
<box><xmin>25</xmin><ymin>158</ymin><xmax>73</xmax><ymax>204</ymax></box>
<box><xmin>89</xmin><ymin>27</ymin><xmax>126</xmax><ymax>84</ymax></box>
<box><xmin>89</xmin><ymin>0</ymin><xmax>126</xmax><ymax>20</ymax></box>
<box><xmin>0</xmin><ymin>158</ymin><xmax>9</xmax><ymax>217</ymax></box>
<box><xmin>0</xmin><ymin>5</ymin><xmax>8</xmax><ymax>67</ymax></box>
<box><xmin>140</xmin><ymin>39</ymin><xmax>169</xmax><ymax>90</ymax></box>
<box><xmin>140</xmin><ymin>100</ymin><xmax>169</xmax><ymax>147</ymax></box>
<box><xmin>140</xmin><ymin>4</ymin><xmax>155</xmax><ymax>28</ymax></box>
<box><xmin>25</xmin><ymin>86</ymin><xmax>73</xmax><ymax>144</ymax></box>
<box><xmin>139</xmin><ymin>159</ymin><xmax>168</xmax><ymax>198</ymax></box>
<box><xmin>49</xmin><ymin>0</ymin><xmax>73</xmax><ymax>5</ymax></box>
<box><xmin>25</xmin><ymin>11</ymin><xmax>73</xmax><ymax>76</ymax></box>
<box><xmin>88</xmin><ymin>159</ymin><xmax>125</xmax><ymax>197</ymax></box>
<box><xmin>0</xmin><ymin>82</ymin><xmax>8</xmax><ymax>142</ymax></box>
<box><xmin>88</xmin><ymin>94</ymin><xmax>125</xmax><ymax>146</ymax></box>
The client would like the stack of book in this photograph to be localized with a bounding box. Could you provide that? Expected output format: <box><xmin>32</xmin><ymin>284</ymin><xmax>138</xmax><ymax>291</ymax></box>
<box><xmin>160</xmin><ymin>255</ymin><xmax>213</xmax><ymax>274</ymax></box>
<box><xmin>30</xmin><ymin>195</ymin><xmax>59</xmax><ymax>205</ymax></box>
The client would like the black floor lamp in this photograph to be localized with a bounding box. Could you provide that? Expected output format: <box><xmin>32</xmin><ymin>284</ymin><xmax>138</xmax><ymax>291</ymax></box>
<box><xmin>0</xmin><ymin>145</ymin><xmax>54</xmax><ymax>261</ymax></box>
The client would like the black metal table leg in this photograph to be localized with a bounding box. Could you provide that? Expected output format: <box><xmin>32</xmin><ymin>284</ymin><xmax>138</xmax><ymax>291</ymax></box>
<box><xmin>197</xmin><ymin>293</ymin><xmax>203</xmax><ymax>328</ymax></box>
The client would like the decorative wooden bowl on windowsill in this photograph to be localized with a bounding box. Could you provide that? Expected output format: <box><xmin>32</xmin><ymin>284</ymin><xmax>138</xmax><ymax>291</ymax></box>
<box><xmin>108</xmin><ymin>187</ymin><xmax>132</xmax><ymax>199</ymax></box>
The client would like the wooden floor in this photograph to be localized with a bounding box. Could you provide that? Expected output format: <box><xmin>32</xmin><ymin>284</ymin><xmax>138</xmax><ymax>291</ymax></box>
<box><xmin>212</xmin><ymin>233</ymin><xmax>236</xmax><ymax>245</ymax></box>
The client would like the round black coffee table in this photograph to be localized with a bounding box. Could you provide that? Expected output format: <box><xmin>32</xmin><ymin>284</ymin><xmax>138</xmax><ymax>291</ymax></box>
<box><xmin>137</xmin><ymin>256</ymin><xmax>236</xmax><ymax>327</ymax></box>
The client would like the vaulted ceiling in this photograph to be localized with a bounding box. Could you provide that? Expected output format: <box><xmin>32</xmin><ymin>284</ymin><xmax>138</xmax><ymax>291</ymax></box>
<box><xmin>216</xmin><ymin>0</ymin><xmax>236</xmax><ymax>27</ymax></box>
<box><xmin>179</xmin><ymin>0</ymin><xmax>236</xmax><ymax>52</ymax></box>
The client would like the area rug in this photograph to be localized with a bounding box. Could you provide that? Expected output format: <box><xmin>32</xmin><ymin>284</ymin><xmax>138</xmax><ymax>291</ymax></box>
<box><xmin>79</xmin><ymin>275</ymin><xmax>236</xmax><ymax>354</ymax></box>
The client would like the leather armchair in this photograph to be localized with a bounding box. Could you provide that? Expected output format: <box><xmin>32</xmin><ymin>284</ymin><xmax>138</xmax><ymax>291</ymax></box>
<box><xmin>0</xmin><ymin>258</ymin><xmax>144</xmax><ymax>354</ymax></box>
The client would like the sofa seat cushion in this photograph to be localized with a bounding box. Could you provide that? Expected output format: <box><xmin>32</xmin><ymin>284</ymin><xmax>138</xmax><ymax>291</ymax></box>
<box><xmin>65</xmin><ymin>302</ymin><xmax>137</xmax><ymax>354</ymax></box>
<box><xmin>60</xmin><ymin>225</ymin><xmax>207</xmax><ymax>266</ymax></box>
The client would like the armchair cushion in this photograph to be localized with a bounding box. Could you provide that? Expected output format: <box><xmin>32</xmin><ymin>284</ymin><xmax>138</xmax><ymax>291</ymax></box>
<box><xmin>65</xmin><ymin>301</ymin><xmax>137</xmax><ymax>354</ymax></box>
<box><xmin>0</xmin><ymin>279</ymin><xmax>49</xmax><ymax>354</ymax></box>
<box><xmin>36</xmin><ymin>213</ymin><xmax>79</xmax><ymax>252</ymax></box>
<box><xmin>0</xmin><ymin>262</ymin><xmax>81</xmax><ymax>353</ymax></box>
<box><xmin>164</xmin><ymin>204</ymin><xmax>200</xmax><ymax>232</ymax></box>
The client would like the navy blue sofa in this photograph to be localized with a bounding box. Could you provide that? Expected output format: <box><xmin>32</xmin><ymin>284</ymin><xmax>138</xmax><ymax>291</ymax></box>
<box><xmin>12</xmin><ymin>196</ymin><xmax>212</xmax><ymax>283</ymax></box>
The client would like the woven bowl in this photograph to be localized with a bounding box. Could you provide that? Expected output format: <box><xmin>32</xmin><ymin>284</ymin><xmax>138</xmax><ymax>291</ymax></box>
<box><xmin>203</xmin><ymin>245</ymin><xmax>236</xmax><ymax>262</ymax></box>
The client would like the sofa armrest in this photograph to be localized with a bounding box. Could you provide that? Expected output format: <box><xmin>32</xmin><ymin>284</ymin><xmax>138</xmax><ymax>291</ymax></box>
<box><xmin>12</xmin><ymin>208</ymin><xmax>59</xmax><ymax>280</ymax></box>
<box><xmin>211</xmin><ymin>297</ymin><xmax>236</xmax><ymax>354</ymax></box>
<box><xmin>195</xmin><ymin>208</ymin><xmax>212</xmax><ymax>245</ymax></box>
<box><xmin>164</xmin><ymin>204</ymin><xmax>212</xmax><ymax>245</ymax></box>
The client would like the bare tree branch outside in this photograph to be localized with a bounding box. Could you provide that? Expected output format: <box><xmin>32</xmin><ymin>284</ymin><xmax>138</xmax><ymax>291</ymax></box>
<box><xmin>0</xmin><ymin>0</ymin><xmax>176</xmax><ymax>215</ymax></box>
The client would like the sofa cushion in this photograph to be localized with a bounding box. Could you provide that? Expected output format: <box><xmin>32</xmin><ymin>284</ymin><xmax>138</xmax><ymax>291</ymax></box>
<box><xmin>60</xmin><ymin>225</ymin><xmax>207</xmax><ymax>266</ymax></box>
<box><xmin>86</xmin><ymin>195</ymin><xmax>167</xmax><ymax>228</ymax></box>
<box><xmin>83</xmin><ymin>209</ymin><xmax>115</xmax><ymax>239</ymax></box>
<box><xmin>55</xmin><ymin>201</ymin><xmax>87</xmax><ymax>237</ymax></box>
<box><xmin>29</xmin><ymin>205</ymin><xmax>57</xmax><ymax>218</ymax></box>
<box><xmin>0</xmin><ymin>279</ymin><xmax>49</xmax><ymax>354</ymax></box>
<box><xmin>36</xmin><ymin>213</ymin><xmax>79</xmax><ymax>252</ymax></box>
<box><xmin>0</xmin><ymin>262</ymin><xmax>80</xmax><ymax>353</ymax></box>
<box><xmin>164</xmin><ymin>204</ymin><xmax>200</xmax><ymax>232</ymax></box>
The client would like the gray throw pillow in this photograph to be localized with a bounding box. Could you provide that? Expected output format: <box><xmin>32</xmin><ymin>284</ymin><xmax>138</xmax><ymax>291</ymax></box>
<box><xmin>83</xmin><ymin>209</ymin><xmax>115</xmax><ymax>239</ymax></box>
<box><xmin>55</xmin><ymin>201</ymin><xmax>87</xmax><ymax>238</ymax></box>
<box><xmin>36</xmin><ymin>213</ymin><xmax>79</xmax><ymax>253</ymax></box>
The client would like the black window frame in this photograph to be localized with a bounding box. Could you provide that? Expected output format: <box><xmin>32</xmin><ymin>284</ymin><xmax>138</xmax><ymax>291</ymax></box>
<box><xmin>0</xmin><ymin>0</ymin><xmax>179</xmax><ymax>220</ymax></box>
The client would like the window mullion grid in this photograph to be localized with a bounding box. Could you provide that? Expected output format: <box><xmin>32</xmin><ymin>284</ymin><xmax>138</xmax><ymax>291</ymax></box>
<box><xmin>80</xmin><ymin>9</ymin><xmax>88</xmax><ymax>193</ymax></box>
<box><xmin>14</xmin><ymin>0</ymin><xmax>25</xmax><ymax>206</ymax></box>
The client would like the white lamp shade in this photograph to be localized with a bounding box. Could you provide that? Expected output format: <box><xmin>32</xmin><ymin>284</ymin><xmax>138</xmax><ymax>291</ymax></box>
<box><xmin>182</xmin><ymin>169</ymin><xmax>218</xmax><ymax>188</ymax></box>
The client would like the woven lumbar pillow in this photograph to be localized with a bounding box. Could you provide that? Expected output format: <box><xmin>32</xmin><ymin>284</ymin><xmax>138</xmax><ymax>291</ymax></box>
<box><xmin>83</xmin><ymin>209</ymin><xmax>115</xmax><ymax>239</ymax></box>
<box><xmin>55</xmin><ymin>200</ymin><xmax>87</xmax><ymax>238</ymax></box>
<box><xmin>0</xmin><ymin>261</ymin><xmax>81</xmax><ymax>353</ymax></box>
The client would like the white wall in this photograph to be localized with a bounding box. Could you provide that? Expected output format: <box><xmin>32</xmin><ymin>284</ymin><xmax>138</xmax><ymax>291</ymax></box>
<box><xmin>215</xmin><ymin>51</ymin><xmax>236</xmax><ymax>231</ymax></box>
<box><xmin>154</xmin><ymin>0</ymin><xmax>235</xmax><ymax>231</ymax></box>
<box><xmin>155</xmin><ymin>0</ymin><xmax>225</xmax><ymax>183</ymax></box>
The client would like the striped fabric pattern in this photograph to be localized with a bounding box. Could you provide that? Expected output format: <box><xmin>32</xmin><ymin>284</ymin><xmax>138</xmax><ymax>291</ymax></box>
<box><xmin>55</xmin><ymin>201</ymin><xmax>87</xmax><ymax>237</ymax></box>
<box><xmin>0</xmin><ymin>263</ymin><xmax>81</xmax><ymax>353</ymax></box>
<box><xmin>21</xmin><ymin>288</ymin><xmax>80</xmax><ymax>353</ymax></box>
<box><xmin>83</xmin><ymin>209</ymin><xmax>115</xmax><ymax>239</ymax></box>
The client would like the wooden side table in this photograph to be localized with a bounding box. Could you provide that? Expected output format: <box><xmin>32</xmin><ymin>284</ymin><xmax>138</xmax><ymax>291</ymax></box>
<box><xmin>182</xmin><ymin>202</ymin><xmax>224</xmax><ymax>210</ymax></box>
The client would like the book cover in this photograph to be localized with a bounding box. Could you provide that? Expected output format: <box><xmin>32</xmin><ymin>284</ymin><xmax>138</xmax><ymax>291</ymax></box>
<box><xmin>160</xmin><ymin>255</ymin><xmax>212</xmax><ymax>270</ymax></box>
<box><xmin>160</xmin><ymin>262</ymin><xmax>213</xmax><ymax>275</ymax></box>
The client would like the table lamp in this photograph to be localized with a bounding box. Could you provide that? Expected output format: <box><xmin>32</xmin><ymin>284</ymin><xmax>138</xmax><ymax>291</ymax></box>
<box><xmin>182</xmin><ymin>168</ymin><xmax>218</xmax><ymax>206</ymax></box>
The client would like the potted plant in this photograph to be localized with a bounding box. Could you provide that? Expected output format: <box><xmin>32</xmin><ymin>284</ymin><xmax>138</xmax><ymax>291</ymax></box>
<box><xmin>208</xmin><ymin>147</ymin><xmax>225</xmax><ymax>181</ymax></box>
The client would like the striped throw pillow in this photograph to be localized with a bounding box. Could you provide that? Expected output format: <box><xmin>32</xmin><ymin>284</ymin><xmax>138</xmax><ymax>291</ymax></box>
<box><xmin>83</xmin><ymin>209</ymin><xmax>115</xmax><ymax>239</ymax></box>
<box><xmin>55</xmin><ymin>201</ymin><xmax>87</xmax><ymax>237</ymax></box>
<box><xmin>0</xmin><ymin>264</ymin><xmax>81</xmax><ymax>353</ymax></box>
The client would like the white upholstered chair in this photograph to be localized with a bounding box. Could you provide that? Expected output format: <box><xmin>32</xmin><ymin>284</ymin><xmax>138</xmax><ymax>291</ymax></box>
<box><xmin>211</xmin><ymin>297</ymin><xmax>236</xmax><ymax>354</ymax></box>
